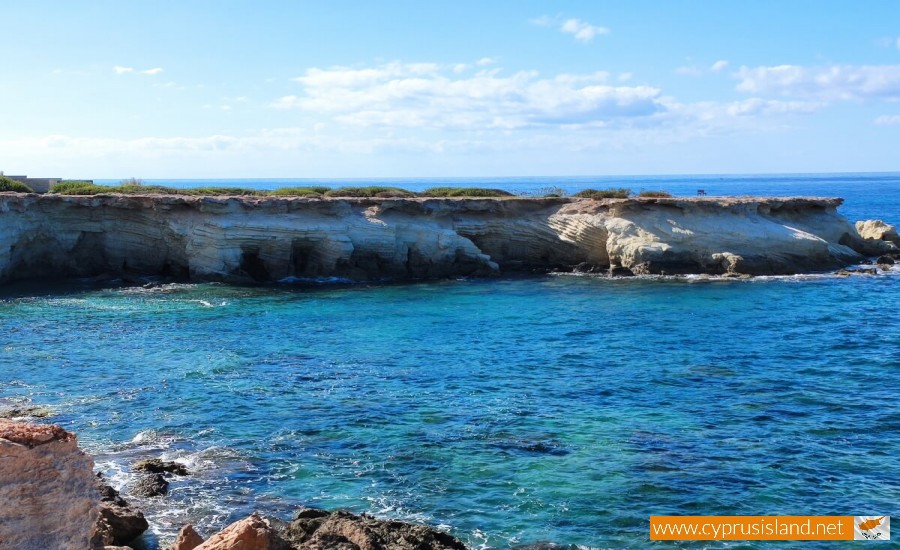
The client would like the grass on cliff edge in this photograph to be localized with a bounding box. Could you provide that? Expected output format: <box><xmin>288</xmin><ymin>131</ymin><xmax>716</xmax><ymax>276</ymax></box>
<box><xmin>0</xmin><ymin>176</ymin><xmax>34</xmax><ymax>193</ymax></box>
<box><xmin>48</xmin><ymin>183</ymin><xmax>518</xmax><ymax>198</ymax></box>
<box><xmin>47</xmin><ymin>182</ymin><xmax>670</xmax><ymax>199</ymax></box>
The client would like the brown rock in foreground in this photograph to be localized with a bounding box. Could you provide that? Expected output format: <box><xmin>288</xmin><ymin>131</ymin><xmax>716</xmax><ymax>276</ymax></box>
<box><xmin>171</xmin><ymin>524</ymin><xmax>204</xmax><ymax>550</ymax></box>
<box><xmin>283</xmin><ymin>507</ymin><xmax>468</xmax><ymax>550</ymax></box>
<box><xmin>194</xmin><ymin>513</ymin><xmax>284</xmax><ymax>550</ymax></box>
<box><xmin>0</xmin><ymin>419</ymin><xmax>99</xmax><ymax>550</ymax></box>
<box><xmin>93</xmin><ymin>477</ymin><xmax>150</xmax><ymax>547</ymax></box>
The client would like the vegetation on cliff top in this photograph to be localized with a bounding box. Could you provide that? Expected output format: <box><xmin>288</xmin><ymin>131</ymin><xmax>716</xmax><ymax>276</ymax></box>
<box><xmin>45</xmin><ymin>182</ymin><xmax>670</xmax><ymax>199</ymax></box>
<box><xmin>0</xmin><ymin>176</ymin><xmax>34</xmax><ymax>193</ymax></box>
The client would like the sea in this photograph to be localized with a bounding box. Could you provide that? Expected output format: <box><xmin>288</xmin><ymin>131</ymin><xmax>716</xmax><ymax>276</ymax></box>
<box><xmin>2</xmin><ymin>173</ymin><xmax>898</xmax><ymax>549</ymax></box>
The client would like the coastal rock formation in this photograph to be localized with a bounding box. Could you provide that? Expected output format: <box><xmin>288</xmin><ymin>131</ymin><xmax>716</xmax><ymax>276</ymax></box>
<box><xmin>93</xmin><ymin>480</ymin><xmax>150</xmax><ymax>546</ymax></box>
<box><xmin>854</xmin><ymin>220</ymin><xmax>900</xmax><ymax>255</ymax></box>
<box><xmin>0</xmin><ymin>194</ymin><xmax>877</xmax><ymax>282</ymax></box>
<box><xmin>130</xmin><ymin>472</ymin><xmax>170</xmax><ymax>497</ymax></box>
<box><xmin>192</xmin><ymin>513</ymin><xmax>282</xmax><ymax>550</ymax></box>
<box><xmin>171</xmin><ymin>524</ymin><xmax>205</xmax><ymax>550</ymax></box>
<box><xmin>178</xmin><ymin>508</ymin><xmax>469</xmax><ymax>550</ymax></box>
<box><xmin>855</xmin><ymin>219</ymin><xmax>899</xmax><ymax>244</ymax></box>
<box><xmin>0</xmin><ymin>420</ymin><xmax>99</xmax><ymax>550</ymax></box>
<box><xmin>281</xmin><ymin>507</ymin><xmax>468</xmax><ymax>550</ymax></box>
<box><xmin>134</xmin><ymin>458</ymin><xmax>190</xmax><ymax>475</ymax></box>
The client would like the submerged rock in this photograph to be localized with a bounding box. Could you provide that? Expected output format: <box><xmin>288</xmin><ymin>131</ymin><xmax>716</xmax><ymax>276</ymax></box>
<box><xmin>0</xmin><ymin>405</ymin><xmax>53</xmax><ymax>419</ymax></box>
<box><xmin>876</xmin><ymin>255</ymin><xmax>895</xmax><ymax>265</ymax></box>
<box><xmin>0</xmin><ymin>420</ymin><xmax>99</xmax><ymax>550</ymax></box>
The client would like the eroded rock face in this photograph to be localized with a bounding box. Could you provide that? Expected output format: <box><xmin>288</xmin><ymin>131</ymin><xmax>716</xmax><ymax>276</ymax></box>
<box><xmin>0</xmin><ymin>420</ymin><xmax>99</xmax><ymax>550</ymax></box>
<box><xmin>0</xmin><ymin>194</ymin><xmax>873</xmax><ymax>281</ymax></box>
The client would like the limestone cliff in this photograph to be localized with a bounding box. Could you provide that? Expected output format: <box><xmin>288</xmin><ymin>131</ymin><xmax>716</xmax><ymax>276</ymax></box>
<box><xmin>0</xmin><ymin>194</ymin><xmax>876</xmax><ymax>283</ymax></box>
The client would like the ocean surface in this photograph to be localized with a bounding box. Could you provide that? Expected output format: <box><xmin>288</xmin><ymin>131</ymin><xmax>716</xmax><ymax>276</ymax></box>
<box><xmin>2</xmin><ymin>173</ymin><xmax>899</xmax><ymax>548</ymax></box>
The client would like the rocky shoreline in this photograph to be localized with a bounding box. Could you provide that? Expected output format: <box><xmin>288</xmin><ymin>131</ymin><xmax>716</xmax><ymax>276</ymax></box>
<box><xmin>0</xmin><ymin>193</ymin><xmax>897</xmax><ymax>285</ymax></box>
<box><xmin>0</xmin><ymin>419</ymin><xmax>471</xmax><ymax>550</ymax></box>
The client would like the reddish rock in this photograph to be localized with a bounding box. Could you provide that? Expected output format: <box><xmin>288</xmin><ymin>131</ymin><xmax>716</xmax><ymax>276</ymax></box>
<box><xmin>171</xmin><ymin>524</ymin><xmax>205</xmax><ymax>550</ymax></box>
<box><xmin>0</xmin><ymin>420</ymin><xmax>99</xmax><ymax>550</ymax></box>
<box><xmin>195</xmin><ymin>513</ymin><xmax>281</xmax><ymax>550</ymax></box>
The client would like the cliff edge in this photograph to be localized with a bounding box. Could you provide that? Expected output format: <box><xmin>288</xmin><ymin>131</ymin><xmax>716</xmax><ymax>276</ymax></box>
<box><xmin>0</xmin><ymin>194</ymin><xmax>884</xmax><ymax>283</ymax></box>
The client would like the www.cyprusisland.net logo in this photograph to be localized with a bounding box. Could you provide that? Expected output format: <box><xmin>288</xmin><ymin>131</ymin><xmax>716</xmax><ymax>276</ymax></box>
<box><xmin>855</xmin><ymin>516</ymin><xmax>890</xmax><ymax>540</ymax></box>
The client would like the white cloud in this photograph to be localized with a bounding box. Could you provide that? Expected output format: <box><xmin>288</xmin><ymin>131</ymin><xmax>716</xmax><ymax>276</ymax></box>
<box><xmin>735</xmin><ymin>64</ymin><xmax>900</xmax><ymax>101</ymax></box>
<box><xmin>560</xmin><ymin>18</ymin><xmax>609</xmax><ymax>43</ymax></box>
<box><xmin>476</xmin><ymin>57</ymin><xmax>496</xmax><ymax>66</ymax></box>
<box><xmin>618</xmin><ymin>72</ymin><xmax>633</xmax><ymax>82</ymax></box>
<box><xmin>529</xmin><ymin>15</ymin><xmax>554</xmax><ymax>27</ymax></box>
<box><xmin>114</xmin><ymin>65</ymin><xmax>164</xmax><ymax>76</ymax></box>
<box><xmin>677</xmin><ymin>60</ymin><xmax>729</xmax><ymax>76</ymax></box>
<box><xmin>897</xmin><ymin>37</ymin><xmax>900</xmax><ymax>50</ymax></box>
<box><xmin>875</xmin><ymin>114</ymin><xmax>900</xmax><ymax>125</ymax></box>
<box><xmin>276</xmin><ymin>62</ymin><xmax>663</xmax><ymax>129</ymax></box>
<box><xmin>675</xmin><ymin>66</ymin><xmax>704</xmax><ymax>77</ymax></box>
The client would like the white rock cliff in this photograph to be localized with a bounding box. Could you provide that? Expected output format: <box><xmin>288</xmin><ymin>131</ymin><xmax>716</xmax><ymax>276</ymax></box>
<box><xmin>0</xmin><ymin>194</ymin><xmax>881</xmax><ymax>283</ymax></box>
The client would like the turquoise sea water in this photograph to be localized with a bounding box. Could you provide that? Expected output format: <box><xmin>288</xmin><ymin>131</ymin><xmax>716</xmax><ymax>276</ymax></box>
<box><xmin>2</xmin><ymin>174</ymin><xmax>899</xmax><ymax>548</ymax></box>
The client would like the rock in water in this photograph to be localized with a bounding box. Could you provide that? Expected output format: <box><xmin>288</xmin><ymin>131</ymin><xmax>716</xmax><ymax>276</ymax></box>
<box><xmin>194</xmin><ymin>513</ymin><xmax>282</xmax><ymax>550</ymax></box>
<box><xmin>0</xmin><ymin>419</ymin><xmax>100</xmax><ymax>550</ymax></box>
<box><xmin>283</xmin><ymin>507</ymin><xmax>468</xmax><ymax>550</ymax></box>
<box><xmin>856</xmin><ymin>220</ymin><xmax>900</xmax><ymax>244</ymax></box>
<box><xmin>131</xmin><ymin>472</ymin><xmax>170</xmax><ymax>497</ymax></box>
<box><xmin>93</xmin><ymin>477</ymin><xmax>149</xmax><ymax>546</ymax></box>
<box><xmin>171</xmin><ymin>524</ymin><xmax>205</xmax><ymax>550</ymax></box>
<box><xmin>134</xmin><ymin>457</ymin><xmax>189</xmax><ymax>475</ymax></box>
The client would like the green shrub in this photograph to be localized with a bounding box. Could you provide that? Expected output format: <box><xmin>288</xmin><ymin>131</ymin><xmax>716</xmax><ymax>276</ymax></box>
<box><xmin>119</xmin><ymin>177</ymin><xmax>144</xmax><ymax>186</ymax></box>
<box><xmin>324</xmin><ymin>186</ymin><xmax>416</xmax><ymax>198</ymax></box>
<box><xmin>269</xmin><ymin>186</ymin><xmax>330</xmax><ymax>196</ymax></box>
<box><xmin>536</xmin><ymin>186</ymin><xmax>567</xmax><ymax>198</ymax></box>
<box><xmin>638</xmin><ymin>190</ymin><xmax>673</xmax><ymax>198</ymax></box>
<box><xmin>573</xmin><ymin>188</ymin><xmax>632</xmax><ymax>199</ymax></box>
<box><xmin>421</xmin><ymin>187</ymin><xmax>514</xmax><ymax>197</ymax></box>
<box><xmin>0</xmin><ymin>176</ymin><xmax>34</xmax><ymax>192</ymax></box>
<box><xmin>185</xmin><ymin>187</ymin><xmax>266</xmax><ymax>196</ymax></box>
<box><xmin>50</xmin><ymin>181</ymin><xmax>106</xmax><ymax>194</ymax></box>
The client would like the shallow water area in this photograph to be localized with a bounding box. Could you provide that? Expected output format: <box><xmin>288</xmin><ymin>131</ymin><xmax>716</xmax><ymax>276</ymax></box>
<box><xmin>1</xmin><ymin>269</ymin><xmax>898</xmax><ymax>548</ymax></box>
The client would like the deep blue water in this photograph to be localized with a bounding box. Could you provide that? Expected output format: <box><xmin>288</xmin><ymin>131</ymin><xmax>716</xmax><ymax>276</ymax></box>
<box><xmin>2</xmin><ymin>174</ymin><xmax>899</xmax><ymax>548</ymax></box>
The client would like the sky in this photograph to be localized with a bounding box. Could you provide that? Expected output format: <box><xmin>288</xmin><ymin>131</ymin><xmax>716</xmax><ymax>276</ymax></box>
<box><xmin>2</xmin><ymin>0</ymin><xmax>900</xmax><ymax>179</ymax></box>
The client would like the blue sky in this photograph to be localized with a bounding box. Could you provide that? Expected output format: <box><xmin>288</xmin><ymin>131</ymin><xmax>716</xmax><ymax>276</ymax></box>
<box><xmin>2</xmin><ymin>1</ymin><xmax>899</xmax><ymax>178</ymax></box>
